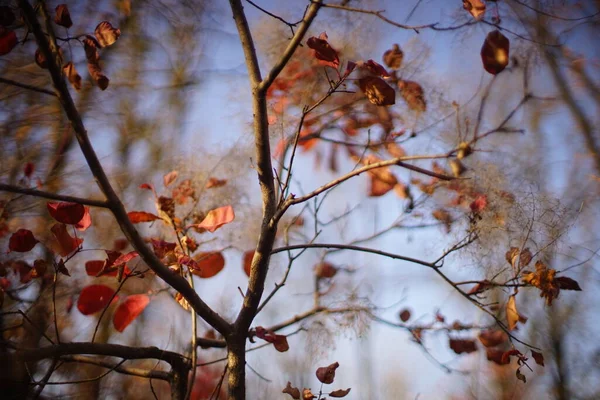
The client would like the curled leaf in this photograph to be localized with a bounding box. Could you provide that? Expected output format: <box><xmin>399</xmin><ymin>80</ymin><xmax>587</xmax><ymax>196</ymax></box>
<box><xmin>358</xmin><ymin>76</ymin><xmax>395</xmax><ymax>106</ymax></box>
<box><xmin>88</xmin><ymin>62</ymin><xmax>109</xmax><ymax>90</ymax></box>
<box><xmin>283</xmin><ymin>382</ymin><xmax>301</xmax><ymax>399</ymax></box>
<box><xmin>383</xmin><ymin>44</ymin><xmax>403</xmax><ymax>69</ymax></box>
<box><xmin>83</xmin><ymin>35</ymin><xmax>100</xmax><ymax>63</ymax></box>
<box><xmin>463</xmin><ymin>0</ymin><xmax>486</xmax><ymax>20</ymax></box>
<box><xmin>506</xmin><ymin>295</ymin><xmax>527</xmax><ymax>330</ymax></box>
<box><xmin>94</xmin><ymin>21</ymin><xmax>121</xmax><ymax>47</ymax></box>
<box><xmin>306</xmin><ymin>32</ymin><xmax>339</xmax><ymax>68</ymax></box>
<box><xmin>50</xmin><ymin>223</ymin><xmax>83</xmax><ymax>257</ymax></box>
<box><xmin>398</xmin><ymin>80</ymin><xmax>426</xmax><ymax>112</ymax></box>
<box><xmin>62</xmin><ymin>62</ymin><xmax>82</xmax><ymax>90</ymax></box>
<box><xmin>316</xmin><ymin>362</ymin><xmax>339</xmax><ymax>384</ymax></box>
<box><xmin>54</xmin><ymin>4</ymin><xmax>73</xmax><ymax>28</ymax></box>
<box><xmin>330</xmin><ymin>388</ymin><xmax>351</xmax><ymax>398</ymax></box>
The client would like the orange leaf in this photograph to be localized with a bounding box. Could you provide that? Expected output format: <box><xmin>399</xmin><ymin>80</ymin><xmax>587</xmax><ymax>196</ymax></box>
<box><xmin>398</xmin><ymin>80</ymin><xmax>426</xmax><ymax>112</ymax></box>
<box><xmin>243</xmin><ymin>250</ymin><xmax>254</xmax><ymax>277</ymax></box>
<box><xmin>113</xmin><ymin>294</ymin><xmax>150</xmax><ymax>332</ymax></box>
<box><xmin>8</xmin><ymin>229</ymin><xmax>38</xmax><ymax>252</ymax></box>
<box><xmin>63</xmin><ymin>62</ymin><xmax>82</xmax><ymax>91</ymax></box>
<box><xmin>205</xmin><ymin>177</ymin><xmax>227</xmax><ymax>189</ymax></box>
<box><xmin>128</xmin><ymin>211</ymin><xmax>162</xmax><ymax>223</ymax></box>
<box><xmin>75</xmin><ymin>206</ymin><xmax>92</xmax><ymax>231</ymax></box>
<box><xmin>383</xmin><ymin>44</ymin><xmax>403</xmax><ymax>69</ymax></box>
<box><xmin>77</xmin><ymin>284</ymin><xmax>116</xmax><ymax>315</ymax></box>
<box><xmin>94</xmin><ymin>21</ymin><xmax>121</xmax><ymax>47</ymax></box>
<box><xmin>194</xmin><ymin>205</ymin><xmax>235</xmax><ymax>233</ymax></box>
<box><xmin>463</xmin><ymin>0</ymin><xmax>486</xmax><ymax>20</ymax></box>
<box><xmin>47</xmin><ymin>201</ymin><xmax>85</xmax><ymax>225</ymax></box>
<box><xmin>191</xmin><ymin>252</ymin><xmax>225</xmax><ymax>278</ymax></box>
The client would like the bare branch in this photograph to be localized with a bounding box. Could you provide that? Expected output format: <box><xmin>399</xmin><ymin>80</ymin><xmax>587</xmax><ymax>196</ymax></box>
<box><xmin>0</xmin><ymin>76</ymin><xmax>57</xmax><ymax>97</ymax></box>
<box><xmin>0</xmin><ymin>183</ymin><xmax>110</xmax><ymax>208</ymax></box>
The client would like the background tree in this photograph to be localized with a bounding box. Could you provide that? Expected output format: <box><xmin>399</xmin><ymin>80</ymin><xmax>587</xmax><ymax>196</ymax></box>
<box><xmin>1</xmin><ymin>0</ymin><xmax>598</xmax><ymax>399</ymax></box>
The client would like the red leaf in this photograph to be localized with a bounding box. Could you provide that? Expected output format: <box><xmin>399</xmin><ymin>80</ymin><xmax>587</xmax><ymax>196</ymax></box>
<box><xmin>255</xmin><ymin>326</ymin><xmax>289</xmax><ymax>352</ymax></box>
<box><xmin>192</xmin><ymin>205</ymin><xmax>235</xmax><ymax>233</ymax></box>
<box><xmin>399</xmin><ymin>309</ymin><xmax>411</xmax><ymax>322</ymax></box>
<box><xmin>47</xmin><ymin>201</ymin><xmax>85</xmax><ymax>225</ymax></box>
<box><xmin>50</xmin><ymin>223</ymin><xmax>83</xmax><ymax>257</ymax></box>
<box><xmin>191</xmin><ymin>252</ymin><xmax>225</xmax><ymax>278</ymax></box>
<box><xmin>501</xmin><ymin>349</ymin><xmax>522</xmax><ymax>364</ymax></box>
<box><xmin>139</xmin><ymin>183</ymin><xmax>156</xmax><ymax>195</ymax></box>
<box><xmin>8</xmin><ymin>229</ymin><xmax>38</xmax><ymax>252</ymax></box>
<box><xmin>151</xmin><ymin>239</ymin><xmax>177</xmax><ymax>259</ymax></box>
<box><xmin>306</xmin><ymin>32</ymin><xmax>339</xmax><ymax>68</ymax></box>
<box><xmin>314</xmin><ymin>262</ymin><xmax>337</xmax><ymax>278</ymax></box>
<box><xmin>316</xmin><ymin>362</ymin><xmax>339</xmax><ymax>384</ymax></box>
<box><xmin>75</xmin><ymin>206</ymin><xmax>92</xmax><ymax>231</ymax></box>
<box><xmin>127</xmin><ymin>211</ymin><xmax>162</xmax><ymax>223</ymax></box>
<box><xmin>85</xmin><ymin>260</ymin><xmax>108</xmax><ymax>276</ymax></box>
<box><xmin>272</xmin><ymin>335</ymin><xmax>289</xmax><ymax>352</ymax></box>
<box><xmin>112</xmin><ymin>251</ymin><xmax>138</xmax><ymax>269</ymax></box>
<box><xmin>54</xmin><ymin>4</ymin><xmax>73</xmax><ymax>28</ymax></box>
<box><xmin>163</xmin><ymin>170</ymin><xmax>178</xmax><ymax>187</ymax></box>
<box><xmin>113</xmin><ymin>294</ymin><xmax>150</xmax><ymax>332</ymax></box>
<box><xmin>243</xmin><ymin>250</ymin><xmax>254</xmax><ymax>277</ymax></box>
<box><xmin>470</xmin><ymin>195</ymin><xmax>488</xmax><ymax>213</ymax></box>
<box><xmin>343</xmin><ymin>61</ymin><xmax>357</xmax><ymax>78</ymax></box>
<box><xmin>0</xmin><ymin>29</ymin><xmax>17</xmax><ymax>56</ymax></box>
<box><xmin>77</xmin><ymin>284</ymin><xmax>116</xmax><ymax>315</ymax></box>
<box><xmin>24</xmin><ymin>162</ymin><xmax>35</xmax><ymax>178</ymax></box>
<box><xmin>481</xmin><ymin>30</ymin><xmax>510</xmax><ymax>75</ymax></box>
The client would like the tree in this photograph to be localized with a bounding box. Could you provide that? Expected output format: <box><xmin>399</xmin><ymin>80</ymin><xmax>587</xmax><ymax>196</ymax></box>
<box><xmin>1</xmin><ymin>1</ymin><xmax>598</xmax><ymax>399</ymax></box>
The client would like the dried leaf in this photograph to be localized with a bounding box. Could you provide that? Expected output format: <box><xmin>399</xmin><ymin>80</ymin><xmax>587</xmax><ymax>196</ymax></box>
<box><xmin>163</xmin><ymin>170</ymin><xmax>178</xmax><ymax>187</ymax></box>
<box><xmin>519</xmin><ymin>248</ymin><xmax>532</xmax><ymax>268</ymax></box>
<box><xmin>531</xmin><ymin>350</ymin><xmax>544</xmax><ymax>367</ymax></box>
<box><xmin>314</xmin><ymin>262</ymin><xmax>337</xmax><ymax>278</ymax></box>
<box><xmin>486</xmin><ymin>348</ymin><xmax>510</xmax><ymax>365</ymax></box>
<box><xmin>303</xmin><ymin>388</ymin><xmax>317</xmax><ymax>400</ymax></box>
<box><xmin>283</xmin><ymin>382</ymin><xmax>301</xmax><ymax>399</ymax></box>
<box><xmin>506</xmin><ymin>295</ymin><xmax>526</xmax><ymax>330</ymax></box>
<box><xmin>516</xmin><ymin>368</ymin><xmax>527</xmax><ymax>383</ymax></box>
<box><xmin>359</xmin><ymin>76</ymin><xmax>395</xmax><ymax>106</ymax></box>
<box><xmin>383</xmin><ymin>44</ymin><xmax>403</xmax><ymax>69</ymax></box>
<box><xmin>478</xmin><ymin>329</ymin><xmax>508</xmax><ymax>348</ymax></box>
<box><xmin>522</xmin><ymin>261</ymin><xmax>561</xmax><ymax>305</ymax></box>
<box><xmin>362</xmin><ymin>59</ymin><xmax>390</xmax><ymax>77</ymax></box>
<box><xmin>463</xmin><ymin>0</ymin><xmax>486</xmax><ymax>20</ymax></box>
<box><xmin>316</xmin><ymin>362</ymin><xmax>339</xmax><ymax>384</ymax></box>
<box><xmin>113</xmin><ymin>294</ymin><xmax>150</xmax><ymax>332</ymax></box>
<box><xmin>8</xmin><ymin>229</ymin><xmax>38</xmax><ymax>252</ymax></box>
<box><xmin>94</xmin><ymin>21</ymin><xmax>121</xmax><ymax>47</ymax></box>
<box><xmin>449</xmin><ymin>338</ymin><xmax>477</xmax><ymax>354</ymax></box>
<box><xmin>0</xmin><ymin>29</ymin><xmax>17</xmax><ymax>56</ymax></box>
<box><xmin>481</xmin><ymin>30</ymin><xmax>510</xmax><ymax>75</ymax></box>
<box><xmin>330</xmin><ymin>388</ymin><xmax>351</xmax><ymax>398</ymax></box>
<box><xmin>254</xmin><ymin>326</ymin><xmax>289</xmax><ymax>352</ymax></box>
<box><xmin>555</xmin><ymin>276</ymin><xmax>582</xmax><ymax>291</ymax></box>
<box><xmin>306</xmin><ymin>32</ymin><xmax>339</xmax><ymax>68</ymax></box>
<box><xmin>54</xmin><ymin>4</ymin><xmax>73</xmax><ymax>28</ymax></box>
<box><xmin>470</xmin><ymin>194</ymin><xmax>488</xmax><ymax>213</ymax></box>
<box><xmin>175</xmin><ymin>292</ymin><xmax>190</xmax><ymax>311</ymax></box>
<box><xmin>205</xmin><ymin>177</ymin><xmax>227</xmax><ymax>189</ymax></box>
<box><xmin>83</xmin><ymin>36</ymin><xmax>100</xmax><ymax>63</ymax></box>
<box><xmin>399</xmin><ymin>309</ymin><xmax>411</xmax><ymax>322</ymax></box>
<box><xmin>398</xmin><ymin>80</ymin><xmax>426</xmax><ymax>112</ymax></box>
<box><xmin>88</xmin><ymin>62</ymin><xmax>109</xmax><ymax>90</ymax></box>
<box><xmin>432</xmin><ymin>209</ymin><xmax>452</xmax><ymax>233</ymax></box>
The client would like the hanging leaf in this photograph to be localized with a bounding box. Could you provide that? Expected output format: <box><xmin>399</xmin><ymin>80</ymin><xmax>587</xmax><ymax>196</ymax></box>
<box><xmin>481</xmin><ymin>30</ymin><xmax>510</xmax><ymax>75</ymax></box>
<box><xmin>478</xmin><ymin>329</ymin><xmax>507</xmax><ymax>347</ymax></box>
<box><xmin>192</xmin><ymin>205</ymin><xmax>235</xmax><ymax>233</ymax></box>
<box><xmin>128</xmin><ymin>211</ymin><xmax>162</xmax><ymax>223</ymax></box>
<box><xmin>531</xmin><ymin>350</ymin><xmax>544</xmax><ymax>366</ymax></box>
<box><xmin>63</xmin><ymin>62</ymin><xmax>82</xmax><ymax>90</ymax></box>
<box><xmin>94</xmin><ymin>21</ymin><xmax>121</xmax><ymax>47</ymax></box>
<box><xmin>83</xmin><ymin>35</ymin><xmax>100</xmax><ymax>63</ymax></box>
<box><xmin>383</xmin><ymin>44</ymin><xmax>403</xmax><ymax>69</ymax></box>
<box><xmin>314</xmin><ymin>262</ymin><xmax>337</xmax><ymax>278</ymax></box>
<box><xmin>50</xmin><ymin>223</ymin><xmax>83</xmax><ymax>257</ymax></box>
<box><xmin>75</xmin><ymin>206</ymin><xmax>92</xmax><ymax>231</ymax></box>
<box><xmin>47</xmin><ymin>201</ymin><xmax>85</xmax><ymax>225</ymax></box>
<box><xmin>463</xmin><ymin>0</ymin><xmax>486</xmax><ymax>20</ymax></box>
<box><xmin>163</xmin><ymin>170</ymin><xmax>178</xmax><ymax>187</ymax></box>
<box><xmin>255</xmin><ymin>326</ymin><xmax>289</xmax><ymax>352</ymax></box>
<box><xmin>113</xmin><ymin>294</ymin><xmax>150</xmax><ymax>332</ymax></box>
<box><xmin>506</xmin><ymin>295</ymin><xmax>527</xmax><ymax>330</ymax></box>
<box><xmin>0</xmin><ymin>28</ymin><xmax>17</xmax><ymax>56</ymax></box>
<box><xmin>205</xmin><ymin>177</ymin><xmax>227</xmax><ymax>189</ymax></box>
<box><xmin>8</xmin><ymin>229</ymin><xmax>38</xmax><ymax>252</ymax></box>
<box><xmin>316</xmin><ymin>362</ymin><xmax>339</xmax><ymax>384</ymax></box>
<box><xmin>362</xmin><ymin>59</ymin><xmax>390</xmax><ymax>77</ymax></box>
<box><xmin>54</xmin><ymin>4</ymin><xmax>73</xmax><ymax>28</ymax></box>
<box><xmin>556</xmin><ymin>276</ymin><xmax>582</xmax><ymax>291</ymax></box>
<box><xmin>486</xmin><ymin>348</ymin><xmax>510</xmax><ymax>365</ymax></box>
<box><xmin>306</xmin><ymin>32</ymin><xmax>339</xmax><ymax>68</ymax></box>
<box><xmin>175</xmin><ymin>292</ymin><xmax>190</xmax><ymax>311</ymax></box>
<box><xmin>191</xmin><ymin>252</ymin><xmax>225</xmax><ymax>278</ymax></box>
<box><xmin>77</xmin><ymin>284</ymin><xmax>116</xmax><ymax>315</ymax></box>
<box><xmin>243</xmin><ymin>250</ymin><xmax>254</xmax><ymax>277</ymax></box>
<box><xmin>151</xmin><ymin>239</ymin><xmax>177</xmax><ymax>259</ymax></box>
<box><xmin>88</xmin><ymin>62</ymin><xmax>109</xmax><ymax>90</ymax></box>
<box><xmin>303</xmin><ymin>389</ymin><xmax>317</xmax><ymax>400</ymax></box>
<box><xmin>398</xmin><ymin>80</ymin><xmax>426</xmax><ymax>112</ymax></box>
<box><xmin>358</xmin><ymin>77</ymin><xmax>395</xmax><ymax>106</ymax></box>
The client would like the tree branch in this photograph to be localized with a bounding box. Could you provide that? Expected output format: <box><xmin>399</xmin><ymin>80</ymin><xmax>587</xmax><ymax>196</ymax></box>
<box><xmin>0</xmin><ymin>76</ymin><xmax>56</xmax><ymax>97</ymax></box>
<box><xmin>0</xmin><ymin>183</ymin><xmax>110</xmax><ymax>208</ymax></box>
<box><xmin>60</xmin><ymin>355</ymin><xmax>170</xmax><ymax>381</ymax></box>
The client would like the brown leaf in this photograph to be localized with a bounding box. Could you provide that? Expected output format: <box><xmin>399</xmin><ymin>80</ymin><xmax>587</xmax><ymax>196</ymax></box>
<box><xmin>481</xmin><ymin>30</ymin><xmax>510</xmax><ymax>75</ymax></box>
<box><xmin>531</xmin><ymin>350</ymin><xmax>544</xmax><ymax>367</ymax></box>
<box><xmin>449</xmin><ymin>338</ymin><xmax>477</xmax><ymax>354</ymax></box>
<box><xmin>314</xmin><ymin>262</ymin><xmax>337</xmax><ymax>279</ymax></box>
<box><xmin>467</xmin><ymin>280</ymin><xmax>492</xmax><ymax>295</ymax></box>
<box><xmin>506</xmin><ymin>295</ymin><xmax>526</xmax><ymax>330</ymax></box>
<box><xmin>399</xmin><ymin>308</ymin><xmax>411</xmax><ymax>322</ymax></box>
<box><xmin>486</xmin><ymin>348</ymin><xmax>510</xmax><ymax>365</ymax></box>
<box><xmin>522</xmin><ymin>261</ymin><xmax>560</xmax><ymax>305</ymax></box>
<box><xmin>303</xmin><ymin>388</ymin><xmax>317</xmax><ymax>400</ymax></box>
<box><xmin>205</xmin><ymin>177</ymin><xmax>227</xmax><ymax>189</ymax></box>
<box><xmin>283</xmin><ymin>382</ymin><xmax>301</xmax><ymax>399</ymax></box>
<box><xmin>555</xmin><ymin>276</ymin><xmax>582</xmax><ymax>291</ymax></box>
<box><xmin>88</xmin><ymin>62</ymin><xmax>109</xmax><ymax>90</ymax></box>
<box><xmin>432</xmin><ymin>209</ymin><xmax>452</xmax><ymax>233</ymax></box>
<box><xmin>505</xmin><ymin>247</ymin><xmax>519</xmax><ymax>268</ymax></box>
<box><xmin>163</xmin><ymin>170</ymin><xmax>178</xmax><ymax>187</ymax></box>
<box><xmin>463</xmin><ymin>0</ymin><xmax>486</xmax><ymax>20</ymax></box>
<box><xmin>398</xmin><ymin>80</ymin><xmax>426</xmax><ymax>112</ymax></box>
<box><xmin>54</xmin><ymin>4</ymin><xmax>73</xmax><ymax>28</ymax></box>
<box><xmin>61</xmin><ymin>61</ymin><xmax>82</xmax><ymax>90</ymax></box>
<box><xmin>330</xmin><ymin>388</ymin><xmax>351</xmax><ymax>398</ymax></box>
<box><xmin>35</xmin><ymin>48</ymin><xmax>48</xmax><ymax>69</ymax></box>
<box><xmin>516</xmin><ymin>368</ymin><xmax>527</xmax><ymax>383</ymax></box>
<box><xmin>316</xmin><ymin>362</ymin><xmax>339</xmax><ymax>384</ymax></box>
<box><xmin>306</xmin><ymin>32</ymin><xmax>339</xmax><ymax>68</ymax></box>
<box><xmin>95</xmin><ymin>21</ymin><xmax>121</xmax><ymax>47</ymax></box>
<box><xmin>478</xmin><ymin>329</ymin><xmax>508</xmax><ymax>348</ymax></box>
<box><xmin>519</xmin><ymin>248</ymin><xmax>532</xmax><ymax>268</ymax></box>
<box><xmin>358</xmin><ymin>76</ymin><xmax>395</xmax><ymax>106</ymax></box>
<box><xmin>383</xmin><ymin>44</ymin><xmax>403</xmax><ymax>69</ymax></box>
<box><xmin>83</xmin><ymin>36</ymin><xmax>100</xmax><ymax>63</ymax></box>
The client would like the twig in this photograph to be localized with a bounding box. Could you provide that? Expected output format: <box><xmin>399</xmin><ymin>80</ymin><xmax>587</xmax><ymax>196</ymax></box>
<box><xmin>0</xmin><ymin>183</ymin><xmax>110</xmax><ymax>208</ymax></box>
<box><xmin>0</xmin><ymin>76</ymin><xmax>56</xmax><ymax>96</ymax></box>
